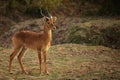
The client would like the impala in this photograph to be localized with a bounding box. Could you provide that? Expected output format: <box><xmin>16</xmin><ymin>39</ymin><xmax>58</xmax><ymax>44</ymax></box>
<box><xmin>8</xmin><ymin>10</ymin><xmax>57</xmax><ymax>74</ymax></box>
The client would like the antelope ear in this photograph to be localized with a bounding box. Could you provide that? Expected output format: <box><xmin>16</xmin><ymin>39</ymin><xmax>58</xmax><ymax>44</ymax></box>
<box><xmin>53</xmin><ymin>17</ymin><xmax>57</xmax><ymax>22</ymax></box>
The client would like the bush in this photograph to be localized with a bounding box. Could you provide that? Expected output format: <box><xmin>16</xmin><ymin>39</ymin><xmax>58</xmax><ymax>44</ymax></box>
<box><xmin>101</xmin><ymin>25</ymin><xmax>120</xmax><ymax>49</ymax></box>
<box><xmin>6</xmin><ymin>0</ymin><xmax>62</xmax><ymax>16</ymax></box>
<box><xmin>67</xmin><ymin>24</ymin><xmax>120</xmax><ymax>49</ymax></box>
<box><xmin>67</xmin><ymin>25</ymin><xmax>102</xmax><ymax>45</ymax></box>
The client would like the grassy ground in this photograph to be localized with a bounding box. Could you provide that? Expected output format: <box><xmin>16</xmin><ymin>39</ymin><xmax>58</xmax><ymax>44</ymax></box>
<box><xmin>0</xmin><ymin>44</ymin><xmax>119</xmax><ymax>80</ymax></box>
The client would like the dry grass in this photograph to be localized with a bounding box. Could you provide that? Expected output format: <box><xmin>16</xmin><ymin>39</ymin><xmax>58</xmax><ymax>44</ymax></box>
<box><xmin>0</xmin><ymin>44</ymin><xmax>119</xmax><ymax>80</ymax></box>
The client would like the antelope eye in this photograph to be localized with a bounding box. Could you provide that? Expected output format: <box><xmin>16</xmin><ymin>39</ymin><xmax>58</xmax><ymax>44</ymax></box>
<box><xmin>47</xmin><ymin>22</ymin><xmax>50</xmax><ymax>24</ymax></box>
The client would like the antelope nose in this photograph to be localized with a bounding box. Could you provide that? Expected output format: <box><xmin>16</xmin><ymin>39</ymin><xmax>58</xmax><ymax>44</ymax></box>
<box><xmin>53</xmin><ymin>25</ymin><xmax>56</xmax><ymax>30</ymax></box>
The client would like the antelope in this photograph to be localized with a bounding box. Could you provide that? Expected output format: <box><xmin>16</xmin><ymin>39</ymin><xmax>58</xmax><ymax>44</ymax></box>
<box><xmin>8</xmin><ymin>10</ymin><xmax>57</xmax><ymax>74</ymax></box>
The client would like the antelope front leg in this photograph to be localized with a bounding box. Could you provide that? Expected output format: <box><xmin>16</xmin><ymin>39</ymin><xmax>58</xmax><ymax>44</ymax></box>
<box><xmin>38</xmin><ymin>50</ymin><xmax>42</xmax><ymax>74</ymax></box>
<box><xmin>43</xmin><ymin>51</ymin><xmax>49</xmax><ymax>74</ymax></box>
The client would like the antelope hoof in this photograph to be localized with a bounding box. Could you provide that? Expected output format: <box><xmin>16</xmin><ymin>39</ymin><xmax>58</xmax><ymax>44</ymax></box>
<box><xmin>9</xmin><ymin>71</ymin><xmax>13</xmax><ymax>74</ymax></box>
<box><xmin>45</xmin><ymin>71</ymin><xmax>49</xmax><ymax>75</ymax></box>
<box><xmin>9</xmin><ymin>70</ymin><xmax>13</xmax><ymax>74</ymax></box>
<box><xmin>22</xmin><ymin>71</ymin><xmax>28</xmax><ymax>74</ymax></box>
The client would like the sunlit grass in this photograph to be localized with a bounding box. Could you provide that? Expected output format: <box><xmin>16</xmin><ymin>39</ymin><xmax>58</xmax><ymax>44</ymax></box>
<box><xmin>0</xmin><ymin>44</ymin><xmax>119</xmax><ymax>80</ymax></box>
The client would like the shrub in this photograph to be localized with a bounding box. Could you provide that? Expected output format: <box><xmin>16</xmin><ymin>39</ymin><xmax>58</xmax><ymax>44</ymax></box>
<box><xmin>67</xmin><ymin>25</ymin><xmax>102</xmax><ymax>45</ymax></box>
<box><xmin>7</xmin><ymin>0</ymin><xmax>62</xmax><ymax>16</ymax></box>
<box><xmin>100</xmin><ymin>25</ymin><xmax>120</xmax><ymax>49</ymax></box>
<box><xmin>67</xmin><ymin>24</ymin><xmax>120</xmax><ymax>49</ymax></box>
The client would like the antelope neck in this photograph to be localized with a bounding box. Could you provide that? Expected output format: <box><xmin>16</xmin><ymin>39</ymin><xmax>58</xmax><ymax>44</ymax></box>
<box><xmin>43</xmin><ymin>25</ymin><xmax>52</xmax><ymax>41</ymax></box>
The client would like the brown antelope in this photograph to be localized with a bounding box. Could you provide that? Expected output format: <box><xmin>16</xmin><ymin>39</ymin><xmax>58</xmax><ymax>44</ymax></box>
<box><xmin>8</xmin><ymin>10</ymin><xmax>57</xmax><ymax>74</ymax></box>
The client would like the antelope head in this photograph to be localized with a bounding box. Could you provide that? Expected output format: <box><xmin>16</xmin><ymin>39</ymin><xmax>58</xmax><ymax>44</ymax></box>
<box><xmin>40</xmin><ymin>9</ymin><xmax>57</xmax><ymax>30</ymax></box>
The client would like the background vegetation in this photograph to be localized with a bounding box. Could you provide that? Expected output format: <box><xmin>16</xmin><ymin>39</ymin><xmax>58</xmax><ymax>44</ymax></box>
<box><xmin>0</xmin><ymin>0</ymin><xmax>120</xmax><ymax>17</ymax></box>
